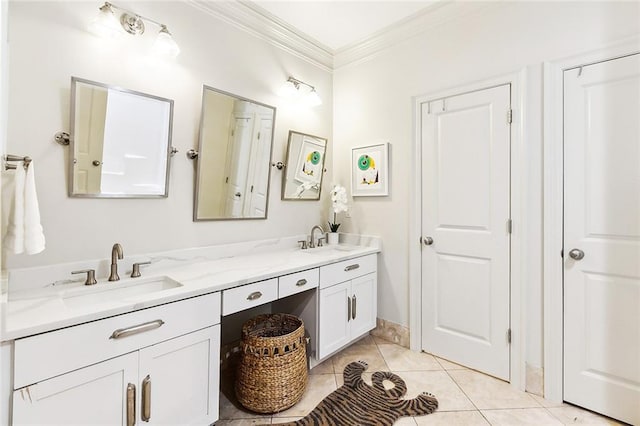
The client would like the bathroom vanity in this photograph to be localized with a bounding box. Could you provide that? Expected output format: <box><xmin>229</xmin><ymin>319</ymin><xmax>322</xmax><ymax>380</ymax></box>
<box><xmin>0</xmin><ymin>235</ymin><xmax>380</xmax><ymax>425</ymax></box>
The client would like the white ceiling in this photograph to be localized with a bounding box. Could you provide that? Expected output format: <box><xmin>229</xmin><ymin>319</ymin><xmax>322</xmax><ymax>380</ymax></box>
<box><xmin>251</xmin><ymin>1</ymin><xmax>439</xmax><ymax>51</ymax></box>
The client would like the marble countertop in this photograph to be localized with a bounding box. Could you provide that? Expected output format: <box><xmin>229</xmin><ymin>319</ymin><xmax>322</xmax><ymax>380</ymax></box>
<box><xmin>0</xmin><ymin>237</ymin><xmax>380</xmax><ymax>341</ymax></box>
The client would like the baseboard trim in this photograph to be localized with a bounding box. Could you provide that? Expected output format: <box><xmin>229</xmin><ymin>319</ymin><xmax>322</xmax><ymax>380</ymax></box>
<box><xmin>525</xmin><ymin>363</ymin><xmax>544</xmax><ymax>396</ymax></box>
<box><xmin>371</xmin><ymin>318</ymin><xmax>410</xmax><ymax>348</ymax></box>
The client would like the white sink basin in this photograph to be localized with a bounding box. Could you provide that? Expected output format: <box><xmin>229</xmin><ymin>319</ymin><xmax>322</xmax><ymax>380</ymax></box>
<box><xmin>302</xmin><ymin>245</ymin><xmax>358</xmax><ymax>254</ymax></box>
<box><xmin>62</xmin><ymin>276</ymin><xmax>183</xmax><ymax>308</ymax></box>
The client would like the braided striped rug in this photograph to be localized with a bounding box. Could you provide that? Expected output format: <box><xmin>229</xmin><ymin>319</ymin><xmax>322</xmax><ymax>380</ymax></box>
<box><xmin>275</xmin><ymin>360</ymin><xmax>438</xmax><ymax>426</ymax></box>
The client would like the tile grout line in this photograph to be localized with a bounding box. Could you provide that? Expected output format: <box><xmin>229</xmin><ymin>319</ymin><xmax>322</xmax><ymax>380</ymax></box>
<box><xmin>439</xmin><ymin>365</ymin><xmax>493</xmax><ymax>425</ymax></box>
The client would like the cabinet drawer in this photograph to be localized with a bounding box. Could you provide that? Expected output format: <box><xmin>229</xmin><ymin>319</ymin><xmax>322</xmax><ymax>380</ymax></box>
<box><xmin>14</xmin><ymin>292</ymin><xmax>221</xmax><ymax>389</ymax></box>
<box><xmin>279</xmin><ymin>268</ymin><xmax>319</xmax><ymax>298</ymax></box>
<box><xmin>319</xmin><ymin>254</ymin><xmax>377</xmax><ymax>289</ymax></box>
<box><xmin>222</xmin><ymin>278</ymin><xmax>278</xmax><ymax>316</ymax></box>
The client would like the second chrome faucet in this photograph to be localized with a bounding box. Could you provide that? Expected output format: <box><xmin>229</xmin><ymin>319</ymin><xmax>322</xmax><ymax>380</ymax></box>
<box><xmin>109</xmin><ymin>243</ymin><xmax>124</xmax><ymax>281</ymax></box>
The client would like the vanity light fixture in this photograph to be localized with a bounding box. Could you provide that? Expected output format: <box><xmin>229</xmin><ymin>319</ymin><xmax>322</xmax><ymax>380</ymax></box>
<box><xmin>89</xmin><ymin>2</ymin><xmax>180</xmax><ymax>58</ymax></box>
<box><xmin>278</xmin><ymin>77</ymin><xmax>322</xmax><ymax>107</ymax></box>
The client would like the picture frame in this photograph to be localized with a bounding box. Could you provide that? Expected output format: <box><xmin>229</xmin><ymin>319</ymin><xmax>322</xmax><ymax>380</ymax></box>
<box><xmin>351</xmin><ymin>142</ymin><xmax>389</xmax><ymax>196</ymax></box>
<box><xmin>294</xmin><ymin>136</ymin><xmax>325</xmax><ymax>185</ymax></box>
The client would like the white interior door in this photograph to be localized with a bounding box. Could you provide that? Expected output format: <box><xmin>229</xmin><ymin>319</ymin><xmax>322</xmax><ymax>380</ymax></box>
<box><xmin>224</xmin><ymin>116</ymin><xmax>251</xmax><ymax>217</ymax></box>
<box><xmin>244</xmin><ymin>116</ymin><xmax>272</xmax><ymax>217</ymax></box>
<box><xmin>563</xmin><ymin>53</ymin><xmax>640</xmax><ymax>426</ymax></box>
<box><xmin>421</xmin><ymin>84</ymin><xmax>511</xmax><ymax>381</ymax></box>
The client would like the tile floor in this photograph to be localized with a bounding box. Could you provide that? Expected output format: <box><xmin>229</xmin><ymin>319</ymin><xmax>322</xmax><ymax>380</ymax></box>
<box><xmin>217</xmin><ymin>335</ymin><xmax>625</xmax><ymax>425</ymax></box>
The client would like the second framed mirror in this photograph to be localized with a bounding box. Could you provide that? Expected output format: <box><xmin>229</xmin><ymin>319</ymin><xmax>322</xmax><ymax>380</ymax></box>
<box><xmin>282</xmin><ymin>131</ymin><xmax>327</xmax><ymax>200</ymax></box>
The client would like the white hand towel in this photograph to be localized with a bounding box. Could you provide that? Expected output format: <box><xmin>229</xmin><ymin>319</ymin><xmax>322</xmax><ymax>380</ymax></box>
<box><xmin>4</xmin><ymin>165</ymin><xmax>26</xmax><ymax>254</ymax></box>
<box><xmin>23</xmin><ymin>163</ymin><xmax>45</xmax><ymax>254</ymax></box>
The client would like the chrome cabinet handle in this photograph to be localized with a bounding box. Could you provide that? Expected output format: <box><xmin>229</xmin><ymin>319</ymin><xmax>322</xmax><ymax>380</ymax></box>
<box><xmin>131</xmin><ymin>261</ymin><xmax>151</xmax><ymax>278</ymax></box>
<box><xmin>296</xmin><ymin>279</ymin><xmax>308</xmax><ymax>287</ymax></box>
<box><xmin>569</xmin><ymin>248</ymin><xmax>585</xmax><ymax>260</ymax></box>
<box><xmin>127</xmin><ymin>383</ymin><xmax>136</xmax><ymax>426</ymax></box>
<box><xmin>235</xmin><ymin>192</ymin><xmax>242</xmax><ymax>198</ymax></box>
<box><xmin>344</xmin><ymin>264</ymin><xmax>360</xmax><ymax>272</ymax></box>
<box><xmin>141</xmin><ymin>375</ymin><xmax>151</xmax><ymax>422</ymax></box>
<box><xmin>110</xmin><ymin>319</ymin><xmax>165</xmax><ymax>339</ymax></box>
<box><xmin>352</xmin><ymin>294</ymin><xmax>357</xmax><ymax>320</ymax></box>
<box><xmin>347</xmin><ymin>296</ymin><xmax>352</xmax><ymax>321</ymax></box>
<box><xmin>423</xmin><ymin>236</ymin><xmax>434</xmax><ymax>246</ymax></box>
<box><xmin>247</xmin><ymin>291</ymin><xmax>262</xmax><ymax>301</ymax></box>
<box><xmin>71</xmin><ymin>269</ymin><xmax>97</xmax><ymax>286</ymax></box>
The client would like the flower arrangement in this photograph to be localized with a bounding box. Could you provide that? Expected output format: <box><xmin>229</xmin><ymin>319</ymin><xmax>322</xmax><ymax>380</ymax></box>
<box><xmin>328</xmin><ymin>184</ymin><xmax>348</xmax><ymax>232</ymax></box>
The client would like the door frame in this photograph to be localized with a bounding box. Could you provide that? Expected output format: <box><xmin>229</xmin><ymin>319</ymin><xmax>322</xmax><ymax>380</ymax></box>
<box><xmin>409</xmin><ymin>70</ymin><xmax>526</xmax><ymax>390</ymax></box>
<box><xmin>542</xmin><ymin>36</ymin><xmax>640</xmax><ymax>403</ymax></box>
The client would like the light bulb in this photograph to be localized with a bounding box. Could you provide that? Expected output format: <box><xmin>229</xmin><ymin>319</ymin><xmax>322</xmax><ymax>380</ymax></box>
<box><xmin>151</xmin><ymin>25</ymin><xmax>180</xmax><ymax>59</ymax></box>
<box><xmin>278</xmin><ymin>80</ymin><xmax>298</xmax><ymax>98</ymax></box>
<box><xmin>305</xmin><ymin>89</ymin><xmax>322</xmax><ymax>107</ymax></box>
<box><xmin>88</xmin><ymin>3</ymin><xmax>124</xmax><ymax>39</ymax></box>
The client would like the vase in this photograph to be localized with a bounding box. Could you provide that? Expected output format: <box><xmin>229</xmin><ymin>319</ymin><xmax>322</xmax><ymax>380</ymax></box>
<box><xmin>327</xmin><ymin>232</ymin><xmax>339</xmax><ymax>245</ymax></box>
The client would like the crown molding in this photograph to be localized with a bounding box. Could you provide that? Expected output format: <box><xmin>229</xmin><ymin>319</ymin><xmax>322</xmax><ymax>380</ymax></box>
<box><xmin>185</xmin><ymin>0</ymin><xmax>334</xmax><ymax>72</ymax></box>
<box><xmin>334</xmin><ymin>1</ymin><xmax>500</xmax><ymax>69</ymax></box>
<box><xmin>184</xmin><ymin>0</ymin><xmax>501</xmax><ymax>72</ymax></box>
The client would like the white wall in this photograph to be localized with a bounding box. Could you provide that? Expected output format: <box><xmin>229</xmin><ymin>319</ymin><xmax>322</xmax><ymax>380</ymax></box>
<box><xmin>3</xmin><ymin>1</ymin><xmax>332</xmax><ymax>268</ymax></box>
<box><xmin>333</xmin><ymin>1</ymin><xmax>640</xmax><ymax>369</ymax></box>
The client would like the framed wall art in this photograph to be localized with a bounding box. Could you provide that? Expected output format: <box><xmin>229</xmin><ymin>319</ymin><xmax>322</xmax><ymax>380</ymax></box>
<box><xmin>351</xmin><ymin>142</ymin><xmax>389</xmax><ymax>196</ymax></box>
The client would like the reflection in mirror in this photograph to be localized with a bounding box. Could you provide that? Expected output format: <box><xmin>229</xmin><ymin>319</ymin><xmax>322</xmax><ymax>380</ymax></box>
<box><xmin>282</xmin><ymin>131</ymin><xmax>327</xmax><ymax>200</ymax></box>
<box><xmin>194</xmin><ymin>86</ymin><xmax>275</xmax><ymax>220</ymax></box>
<box><xmin>69</xmin><ymin>77</ymin><xmax>174</xmax><ymax>198</ymax></box>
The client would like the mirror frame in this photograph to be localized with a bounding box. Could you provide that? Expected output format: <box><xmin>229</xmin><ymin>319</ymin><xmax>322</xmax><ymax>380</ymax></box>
<box><xmin>68</xmin><ymin>76</ymin><xmax>174</xmax><ymax>198</ymax></box>
<box><xmin>193</xmin><ymin>85</ymin><xmax>277</xmax><ymax>221</ymax></box>
<box><xmin>281</xmin><ymin>130</ymin><xmax>328</xmax><ymax>201</ymax></box>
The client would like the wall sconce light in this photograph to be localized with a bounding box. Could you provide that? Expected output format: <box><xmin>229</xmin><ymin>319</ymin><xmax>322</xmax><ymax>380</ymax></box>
<box><xmin>278</xmin><ymin>76</ymin><xmax>322</xmax><ymax>107</ymax></box>
<box><xmin>89</xmin><ymin>2</ymin><xmax>180</xmax><ymax>58</ymax></box>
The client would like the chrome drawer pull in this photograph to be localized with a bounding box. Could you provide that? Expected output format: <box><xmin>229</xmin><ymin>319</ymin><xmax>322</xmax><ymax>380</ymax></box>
<box><xmin>247</xmin><ymin>291</ymin><xmax>263</xmax><ymax>301</ymax></box>
<box><xmin>110</xmin><ymin>319</ymin><xmax>165</xmax><ymax>340</ymax></box>
<box><xmin>141</xmin><ymin>375</ymin><xmax>151</xmax><ymax>422</ymax></box>
<box><xmin>352</xmin><ymin>294</ymin><xmax>357</xmax><ymax>320</ymax></box>
<box><xmin>296</xmin><ymin>279</ymin><xmax>308</xmax><ymax>287</ymax></box>
<box><xmin>344</xmin><ymin>264</ymin><xmax>360</xmax><ymax>272</ymax></box>
<box><xmin>126</xmin><ymin>383</ymin><xmax>136</xmax><ymax>426</ymax></box>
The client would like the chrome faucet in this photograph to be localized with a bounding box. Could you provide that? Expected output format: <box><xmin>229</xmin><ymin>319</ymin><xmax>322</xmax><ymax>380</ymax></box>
<box><xmin>309</xmin><ymin>225</ymin><xmax>325</xmax><ymax>248</ymax></box>
<box><xmin>109</xmin><ymin>243</ymin><xmax>124</xmax><ymax>281</ymax></box>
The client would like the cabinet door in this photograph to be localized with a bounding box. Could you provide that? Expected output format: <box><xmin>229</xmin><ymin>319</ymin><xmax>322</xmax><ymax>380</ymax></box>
<box><xmin>138</xmin><ymin>325</ymin><xmax>220</xmax><ymax>425</ymax></box>
<box><xmin>318</xmin><ymin>281</ymin><xmax>351</xmax><ymax>359</ymax></box>
<box><xmin>350</xmin><ymin>273</ymin><xmax>378</xmax><ymax>339</ymax></box>
<box><xmin>12</xmin><ymin>351</ymin><xmax>137</xmax><ymax>425</ymax></box>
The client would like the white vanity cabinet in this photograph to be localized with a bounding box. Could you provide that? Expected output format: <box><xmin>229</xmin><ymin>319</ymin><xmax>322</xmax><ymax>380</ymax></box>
<box><xmin>11</xmin><ymin>292</ymin><xmax>221</xmax><ymax>426</ymax></box>
<box><xmin>317</xmin><ymin>254</ymin><xmax>377</xmax><ymax>360</ymax></box>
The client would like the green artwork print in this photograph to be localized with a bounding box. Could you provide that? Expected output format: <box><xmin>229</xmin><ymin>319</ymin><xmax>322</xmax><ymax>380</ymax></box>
<box><xmin>358</xmin><ymin>154</ymin><xmax>374</xmax><ymax>171</ymax></box>
<box><xmin>309</xmin><ymin>151</ymin><xmax>321</xmax><ymax>165</ymax></box>
<box><xmin>352</xmin><ymin>143</ymin><xmax>389</xmax><ymax>197</ymax></box>
<box><xmin>357</xmin><ymin>154</ymin><xmax>378</xmax><ymax>184</ymax></box>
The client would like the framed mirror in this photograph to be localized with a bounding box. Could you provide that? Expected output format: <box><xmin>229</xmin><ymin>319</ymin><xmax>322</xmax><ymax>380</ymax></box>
<box><xmin>281</xmin><ymin>131</ymin><xmax>327</xmax><ymax>200</ymax></box>
<box><xmin>194</xmin><ymin>86</ymin><xmax>276</xmax><ymax>220</ymax></box>
<box><xmin>69</xmin><ymin>77</ymin><xmax>174</xmax><ymax>198</ymax></box>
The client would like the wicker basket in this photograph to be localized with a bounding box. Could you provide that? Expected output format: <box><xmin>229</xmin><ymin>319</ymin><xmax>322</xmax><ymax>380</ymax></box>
<box><xmin>235</xmin><ymin>313</ymin><xmax>308</xmax><ymax>413</ymax></box>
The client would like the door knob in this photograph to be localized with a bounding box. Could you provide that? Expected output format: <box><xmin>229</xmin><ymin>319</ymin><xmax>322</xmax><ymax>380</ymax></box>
<box><xmin>92</xmin><ymin>160</ymin><xmax>102</xmax><ymax>166</ymax></box>
<box><xmin>423</xmin><ymin>236</ymin><xmax>434</xmax><ymax>246</ymax></box>
<box><xmin>568</xmin><ymin>249</ymin><xmax>585</xmax><ymax>260</ymax></box>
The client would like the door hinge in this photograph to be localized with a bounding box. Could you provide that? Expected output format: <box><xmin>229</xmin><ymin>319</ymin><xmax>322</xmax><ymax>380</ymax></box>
<box><xmin>561</xmin><ymin>249</ymin><xmax>564</xmax><ymax>258</ymax></box>
<box><xmin>506</xmin><ymin>219</ymin><xmax>513</xmax><ymax>234</ymax></box>
<box><xmin>231</xmin><ymin>129</ymin><xmax>235</xmax><ymax>137</ymax></box>
<box><xmin>507</xmin><ymin>109</ymin><xmax>513</xmax><ymax>124</ymax></box>
<box><xmin>257</xmin><ymin>132</ymin><xmax>261</xmax><ymax>140</ymax></box>
<box><xmin>507</xmin><ymin>328</ymin><xmax>512</xmax><ymax>344</ymax></box>
<box><xmin>419</xmin><ymin>236</ymin><xmax>423</xmax><ymax>245</ymax></box>
<box><xmin>225</xmin><ymin>177</ymin><xmax>229</xmax><ymax>183</ymax></box>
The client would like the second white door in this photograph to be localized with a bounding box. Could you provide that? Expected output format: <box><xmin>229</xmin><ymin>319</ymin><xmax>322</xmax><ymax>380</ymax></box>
<box><xmin>421</xmin><ymin>84</ymin><xmax>511</xmax><ymax>380</ymax></box>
